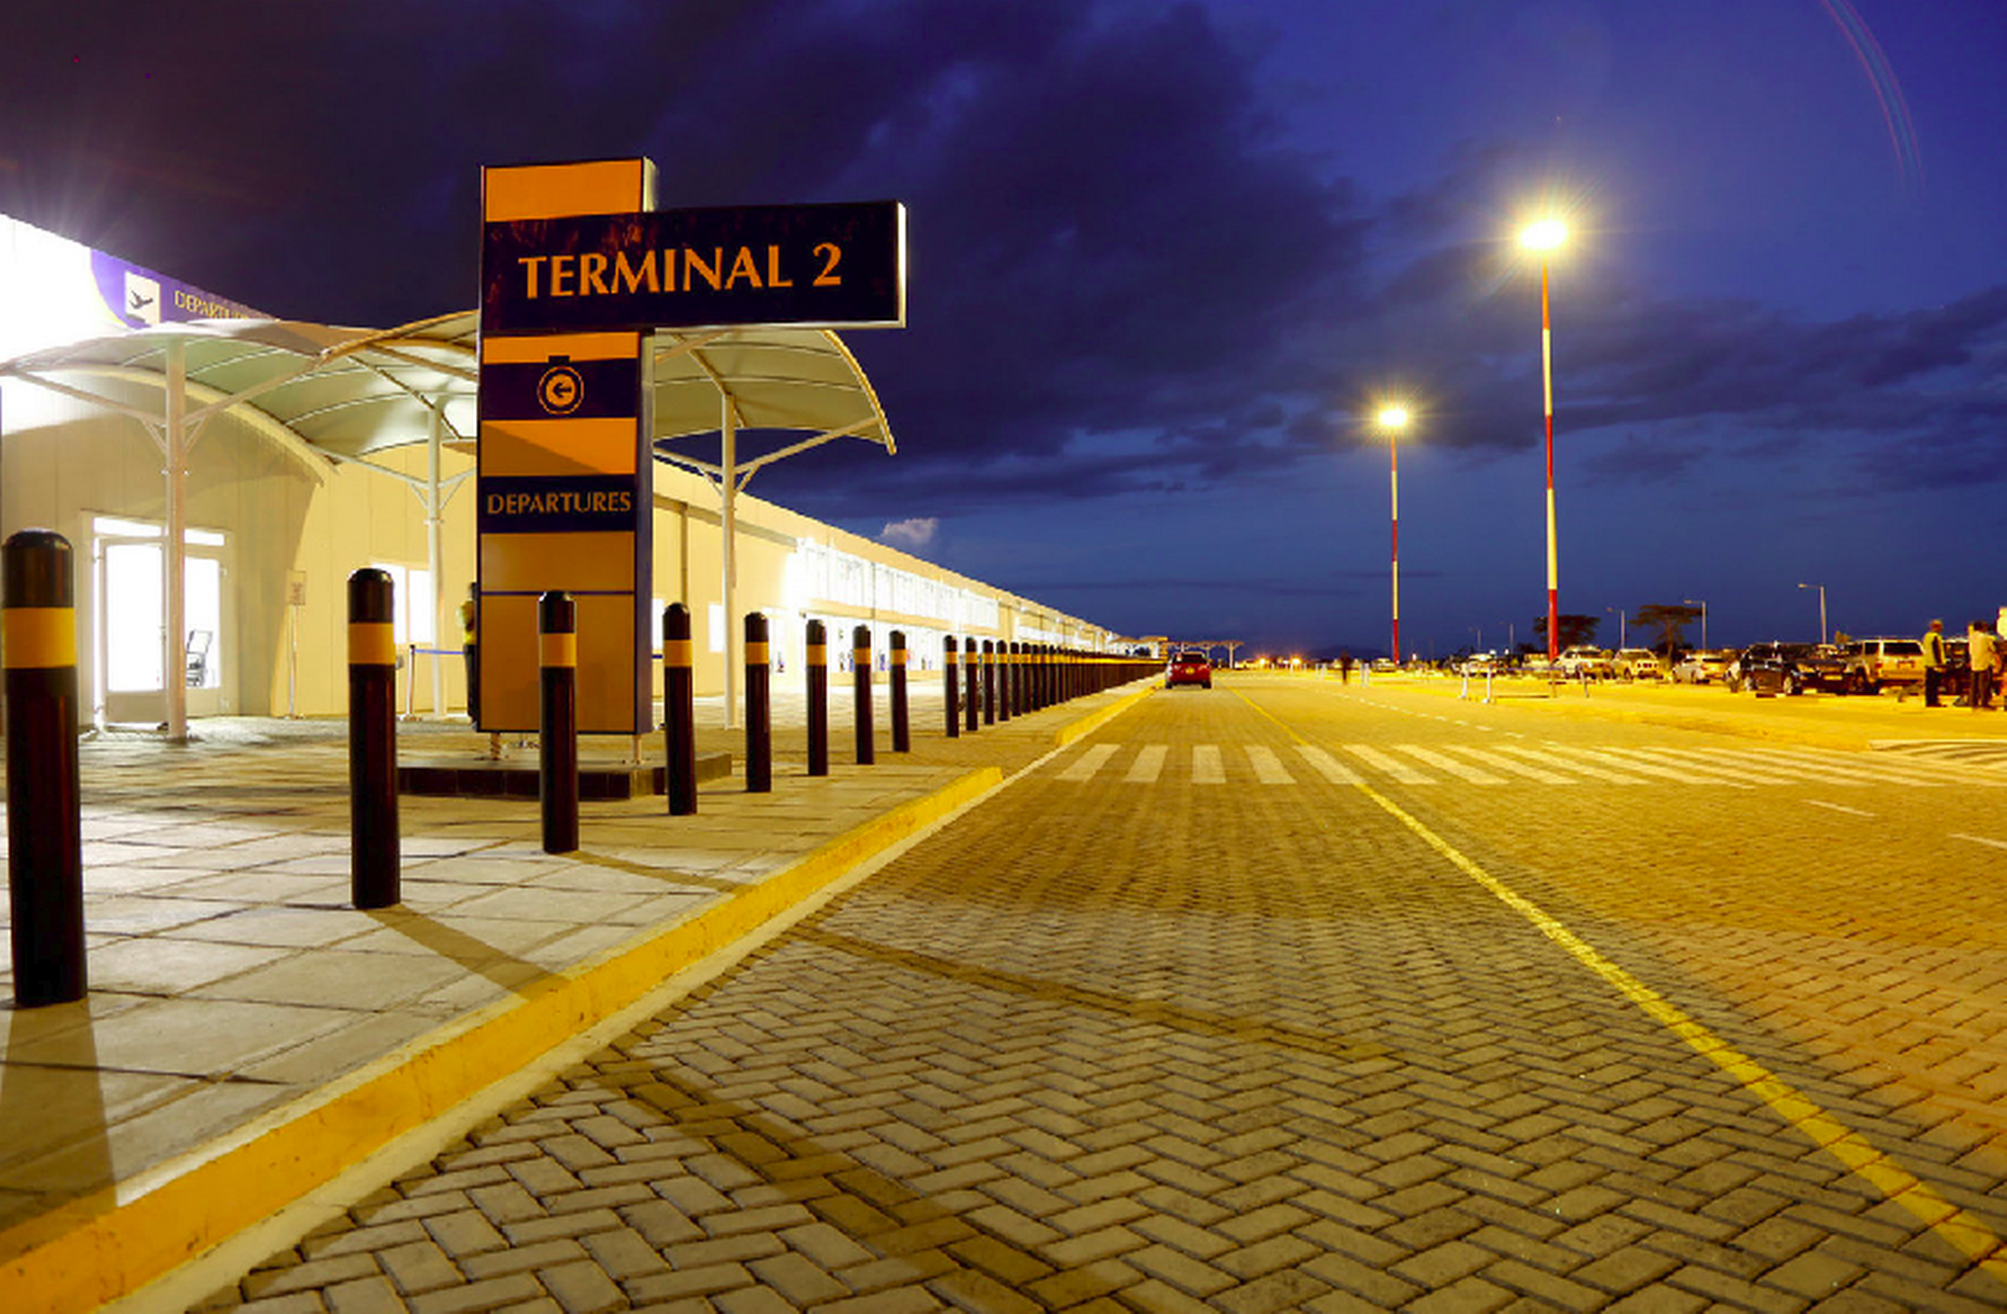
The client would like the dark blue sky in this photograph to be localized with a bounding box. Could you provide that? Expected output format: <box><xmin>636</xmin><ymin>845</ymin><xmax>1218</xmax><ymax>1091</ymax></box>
<box><xmin>5</xmin><ymin>0</ymin><xmax>2004</xmax><ymax>655</ymax></box>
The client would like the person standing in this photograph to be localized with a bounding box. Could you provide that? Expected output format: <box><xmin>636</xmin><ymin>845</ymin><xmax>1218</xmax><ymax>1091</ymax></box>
<box><xmin>1922</xmin><ymin>619</ymin><xmax>1947</xmax><ymax>707</ymax></box>
<box><xmin>1997</xmin><ymin>607</ymin><xmax>2007</xmax><ymax>709</ymax></box>
<box><xmin>459</xmin><ymin>583</ymin><xmax>480</xmax><ymax>727</ymax></box>
<box><xmin>1968</xmin><ymin>619</ymin><xmax>1996</xmax><ymax>711</ymax></box>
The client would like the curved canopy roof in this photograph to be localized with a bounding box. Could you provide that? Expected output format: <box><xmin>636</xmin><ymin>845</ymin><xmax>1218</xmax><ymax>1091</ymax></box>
<box><xmin>0</xmin><ymin>310</ymin><xmax>893</xmax><ymax>478</ymax></box>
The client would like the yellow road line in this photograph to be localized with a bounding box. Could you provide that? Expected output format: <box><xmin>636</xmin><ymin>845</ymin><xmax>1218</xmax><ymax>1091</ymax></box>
<box><xmin>1231</xmin><ymin>687</ymin><xmax>2007</xmax><ymax>1277</ymax></box>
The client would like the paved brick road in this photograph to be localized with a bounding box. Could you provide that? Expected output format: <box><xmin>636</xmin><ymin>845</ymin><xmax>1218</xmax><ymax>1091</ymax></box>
<box><xmin>198</xmin><ymin>676</ymin><xmax>2007</xmax><ymax>1312</ymax></box>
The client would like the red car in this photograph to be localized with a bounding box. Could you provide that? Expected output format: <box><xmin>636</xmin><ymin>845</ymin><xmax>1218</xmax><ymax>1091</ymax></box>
<box><xmin>1165</xmin><ymin>651</ymin><xmax>1213</xmax><ymax>689</ymax></box>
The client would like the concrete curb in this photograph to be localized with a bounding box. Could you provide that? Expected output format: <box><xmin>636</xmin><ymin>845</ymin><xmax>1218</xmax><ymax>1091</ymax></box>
<box><xmin>1053</xmin><ymin>681</ymin><xmax>1157</xmax><ymax>747</ymax></box>
<box><xmin>0</xmin><ymin>765</ymin><xmax>1003</xmax><ymax>1314</ymax></box>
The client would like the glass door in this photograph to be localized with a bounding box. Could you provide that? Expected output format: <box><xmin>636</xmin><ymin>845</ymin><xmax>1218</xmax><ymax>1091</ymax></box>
<box><xmin>92</xmin><ymin>522</ymin><xmax>231</xmax><ymax>725</ymax></box>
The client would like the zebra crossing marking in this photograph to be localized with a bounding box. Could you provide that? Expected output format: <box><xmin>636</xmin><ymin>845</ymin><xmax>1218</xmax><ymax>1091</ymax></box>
<box><xmin>1441</xmin><ymin>745</ymin><xmax>1575</xmax><ymax>784</ymax></box>
<box><xmin>1244</xmin><ymin>744</ymin><xmax>1296</xmax><ymax>784</ymax></box>
<box><xmin>1874</xmin><ymin>739</ymin><xmax>2007</xmax><ymax>770</ymax></box>
<box><xmin>1391</xmin><ymin>744</ymin><xmax>1505</xmax><ymax>785</ymax></box>
<box><xmin>1340</xmin><ymin>743</ymin><xmax>1435</xmax><ymax>784</ymax></box>
<box><xmin>1294</xmin><ymin>744</ymin><xmax>1363</xmax><ymax>784</ymax></box>
<box><xmin>1049</xmin><ymin>739</ymin><xmax>1991</xmax><ymax>790</ymax></box>
<box><xmin>1760</xmin><ymin>745</ymin><xmax>1995</xmax><ymax>787</ymax></box>
<box><xmin>1629</xmin><ymin>746</ymin><xmax>1850</xmax><ymax>786</ymax></box>
<box><xmin>1124</xmin><ymin>744</ymin><xmax>1168</xmax><ymax>784</ymax></box>
<box><xmin>1567</xmin><ymin>747</ymin><xmax>1752</xmax><ymax>788</ymax></box>
<box><xmin>1732</xmin><ymin>747</ymin><xmax>1943</xmax><ymax>787</ymax></box>
<box><xmin>1057</xmin><ymin>743</ymin><xmax>1118</xmax><ymax>781</ymax></box>
<box><xmin>1502</xmin><ymin>745</ymin><xmax>1648</xmax><ymax>784</ymax></box>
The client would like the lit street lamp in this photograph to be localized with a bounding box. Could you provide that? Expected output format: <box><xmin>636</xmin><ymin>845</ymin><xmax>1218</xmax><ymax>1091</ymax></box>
<box><xmin>1375</xmin><ymin>404</ymin><xmax>1411</xmax><ymax>663</ymax></box>
<box><xmin>1798</xmin><ymin>582</ymin><xmax>1827</xmax><ymax>645</ymax></box>
<box><xmin>1521</xmin><ymin>218</ymin><xmax>1568</xmax><ymax>664</ymax></box>
<box><xmin>1606</xmin><ymin>606</ymin><xmax>1625</xmax><ymax>648</ymax></box>
<box><xmin>1683</xmin><ymin>598</ymin><xmax>1707</xmax><ymax>650</ymax></box>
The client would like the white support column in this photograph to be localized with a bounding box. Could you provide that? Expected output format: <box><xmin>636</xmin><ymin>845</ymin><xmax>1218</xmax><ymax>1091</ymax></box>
<box><xmin>722</xmin><ymin>398</ymin><xmax>739</xmax><ymax>730</ymax></box>
<box><xmin>164</xmin><ymin>339</ymin><xmax>189</xmax><ymax>743</ymax></box>
<box><xmin>426</xmin><ymin>407</ymin><xmax>446</xmax><ymax>716</ymax></box>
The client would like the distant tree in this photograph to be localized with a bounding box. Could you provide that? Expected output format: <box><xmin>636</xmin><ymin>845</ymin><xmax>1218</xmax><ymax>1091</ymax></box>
<box><xmin>1534</xmin><ymin>614</ymin><xmax>1602</xmax><ymax>650</ymax></box>
<box><xmin>1635</xmin><ymin>603</ymin><xmax>1702</xmax><ymax>655</ymax></box>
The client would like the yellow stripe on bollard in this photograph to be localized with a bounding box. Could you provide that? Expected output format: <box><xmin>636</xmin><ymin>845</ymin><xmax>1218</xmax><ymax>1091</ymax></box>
<box><xmin>806</xmin><ymin>643</ymin><xmax>827</xmax><ymax>665</ymax></box>
<box><xmin>2</xmin><ymin>607</ymin><xmax>76</xmax><ymax>669</ymax></box>
<box><xmin>539</xmin><ymin>633</ymin><xmax>577</xmax><ymax>668</ymax></box>
<box><xmin>891</xmin><ymin>649</ymin><xmax>907</xmax><ymax>666</ymax></box>
<box><xmin>663</xmin><ymin>638</ymin><xmax>693</xmax><ymax>667</ymax></box>
<box><xmin>346</xmin><ymin>621</ymin><xmax>396</xmax><ymax>667</ymax></box>
<box><xmin>746</xmin><ymin>641</ymin><xmax>770</xmax><ymax>664</ymax></box>
<box><xmin>853</xmin><ymin>648</ymin><xmax>871</xmax><ymax>666</ymax></box>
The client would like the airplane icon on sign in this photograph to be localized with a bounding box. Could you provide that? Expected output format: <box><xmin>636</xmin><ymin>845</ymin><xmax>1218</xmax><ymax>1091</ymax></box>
<box><xmin>129</xmin><ymin>290</ymin><xmax>155</xmax><ymax>313</ymax></box>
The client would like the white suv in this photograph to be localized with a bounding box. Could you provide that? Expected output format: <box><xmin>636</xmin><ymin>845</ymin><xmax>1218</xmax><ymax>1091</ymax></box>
<box><xmin>1842</xmin><ymin>638</ymin><xmax>1926</xmax><ymax>694</ymax></box>
<box><xmin>1558</xmin><ymin>646</ymin><xmax>1614</xmax><ymax>678</ymax></box>
<box><xmin>1614</xmin><ymin>647</ymin><xmax>1665</xmax><ymax>680</ymax></box>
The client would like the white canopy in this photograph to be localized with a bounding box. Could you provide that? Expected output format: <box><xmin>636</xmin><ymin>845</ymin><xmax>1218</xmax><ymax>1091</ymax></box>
<box><xmin>0</xmin><ymin>310</ymin><xmax>896</xmax><ymax>737</ymax></box>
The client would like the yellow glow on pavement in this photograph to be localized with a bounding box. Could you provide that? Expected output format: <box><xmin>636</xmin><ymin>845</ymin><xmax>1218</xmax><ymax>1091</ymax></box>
<box><xmin>1230</xmin><ymin>684</ymin><xmax>2007</xmax><ymax>1279</ymax></box>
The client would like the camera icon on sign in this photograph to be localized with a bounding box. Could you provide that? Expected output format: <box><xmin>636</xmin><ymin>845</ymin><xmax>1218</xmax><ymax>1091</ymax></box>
<box><xmin>537</xmin><ymin>364</ymin><xmax>584</xmax><ymax>415</ymax></box>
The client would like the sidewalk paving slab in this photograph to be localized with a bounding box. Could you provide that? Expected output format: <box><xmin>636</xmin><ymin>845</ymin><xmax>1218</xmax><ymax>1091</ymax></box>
<box><xmin>0</xmin><ymin>674</ymin><xmax>1157</xmax><ymax>1312</ymax></box>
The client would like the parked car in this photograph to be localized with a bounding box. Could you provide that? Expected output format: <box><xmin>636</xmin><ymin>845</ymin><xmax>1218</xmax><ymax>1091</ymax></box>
<box><xmin>1729</xmin><ymin>642</ymin><xmax>1845</xmax><ymax>695</ymax></box>
<box><xmin>1557</xmin><ymin>645</ymin><xmax>1615</xmax><ymax>679</ymax></box>
<box><xmin>1841</xmin><ymin>637</ymin><xmax>1927</xmax><ymax>694</ymax></box>
<box><xmin>1165</xmin><ymin>650</ymin><xmax>1212</xmax><ymax>689</ymax></box>
<box><xmin>1671</xmin><ymin>649</ymin><xmax>1733</xmax><ymax>684</ymax></box>
<box><xmin>1614</xmin><ymin>647</ymin><xmax>1665</xmax><ymax>680</ymax></box>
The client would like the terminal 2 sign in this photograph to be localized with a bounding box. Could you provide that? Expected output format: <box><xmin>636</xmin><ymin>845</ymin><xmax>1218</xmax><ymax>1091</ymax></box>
<box><xmin>475</xmin><ymin>159</ymin><xmax>905</xmax><ymax>734</ymax></box>
<box><xmin>482</xmin><ymin>201</ymin><xmax>905</xmax><ymax>334</ymax></box>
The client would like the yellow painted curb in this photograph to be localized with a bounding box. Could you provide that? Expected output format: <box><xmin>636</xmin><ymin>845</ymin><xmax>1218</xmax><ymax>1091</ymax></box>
<box><xmin>1053</xmin><ymin>681</ymin><xmax>1157</xmax><ymax>747</ymax></box>
<box><xmin>0</xmin><ymin>766</ymin><xmax>1002</xmax><ymax>1314</ymax></box>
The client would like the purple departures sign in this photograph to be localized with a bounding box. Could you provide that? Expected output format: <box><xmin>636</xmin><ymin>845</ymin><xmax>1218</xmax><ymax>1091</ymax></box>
<box><xmin>481</xmin><ymin>200</ymin><xmax>905</xmax><ymax>336</ymax></box>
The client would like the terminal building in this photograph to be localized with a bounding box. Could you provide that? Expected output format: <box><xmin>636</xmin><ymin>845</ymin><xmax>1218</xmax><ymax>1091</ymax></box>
<box><xmin>0</xmin><ymin>212</ymin><xmax>1129</xmax><ymax>733</ymax></box>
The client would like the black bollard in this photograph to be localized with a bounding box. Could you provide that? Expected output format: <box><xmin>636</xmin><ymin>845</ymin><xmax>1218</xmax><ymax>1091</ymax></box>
<box><xmin>982</xmin><ymin>640</ymin><xmax>996</xmax><ymax>724</ymax></box>
<box><xmin>806</xmin><ymin>619</ymin><xmax>829</xmax><ymax>777</ymax></box>
<box><xmin>955</xmin><ymin>641</ymin><xmax>971</xmax><ymax>734</ymax></box>
<box><xmin>745</xmin><ymin>612</ymin><xmax>771</xmax><ymax>792</ymax></box>
<box><xmin>1008</xmin><ymin>641</ymin><xmax>1022</xmax><ymax>718</ymax></box>
<box><xmin>347</xmin><ymin>568</ymin><xmax>402</xmax><ymax>907</ymax></box>
<box><xmin>890</xmin><ymin>630</ymin><xmax>910</xmax><ymax>752</ymax></box>
<box><xmin>996</xmin><ymin>638</ymin><xmax>1011</xmax><ymax>723</ymax></box>
<box><xmin>853</xmin><ymin>625</ymin><xmax>875</xmax><ymax>765</ymax></box>
<box><xmin>943</xmin><ymin>636</ymin><xmax>960</xmax><ymax>738</ymax></box>
<box><xmin>963</xmin><ymin>633</ymin><xmax>979</xmax><ymax>730</ymax></box>
<box><xmin>663</xmin><ymin>603</ymin><xmax>697</xmax><ymax>815</ymax></box>
<box><xmin>5</xmin><ymin>531</ymin><xmax>85</xmax><ymax>1006</ymax></box>
<box><xmin>539</xmin><ymin>591</ymin><xmax>579</xmax><ymax>854</ymax></box>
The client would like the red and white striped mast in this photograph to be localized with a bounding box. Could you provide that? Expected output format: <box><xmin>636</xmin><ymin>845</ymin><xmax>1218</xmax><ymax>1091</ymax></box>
<box><xmin>1520</xmin><ymin>219</ymin><xmax>1568</xmax><ymax>663</ymax></box>
<box><xmin>1376</xmin><ymin>405</ymin><xmax>1411</xmax><ymax>665</ymax></box>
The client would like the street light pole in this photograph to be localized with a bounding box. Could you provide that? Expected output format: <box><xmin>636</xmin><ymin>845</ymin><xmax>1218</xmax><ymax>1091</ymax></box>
<box><xmin>1683</xmin><ymin>598</ymin><xmax>1707</xmax><ymax>650</ymax></box>
<box><xmin>1798</xmin><ymin>582</ymin><xmax>1827</xmax><ymax>645</ymax></box>
<box><xmin>1520</xmin><ymin>219</ymin><xmax>1568</xmax><ymax>664</ymax></box>
<box><xmin>1375</xmin><ymin>405</ymin><xmax>1411</xmax><ymax>665</ymax></box>
<box><xmin>1606</xmin><ymin>606</ymin><xmax>1625</xmax><ymax>649</ymax></box>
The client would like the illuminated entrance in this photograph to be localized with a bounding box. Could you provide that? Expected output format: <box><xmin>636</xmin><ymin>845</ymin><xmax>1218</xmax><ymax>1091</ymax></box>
<box><xmin>90</xmin><ymin>515</ymin><xmax>231</xmax><ymax>723</ymax></box>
